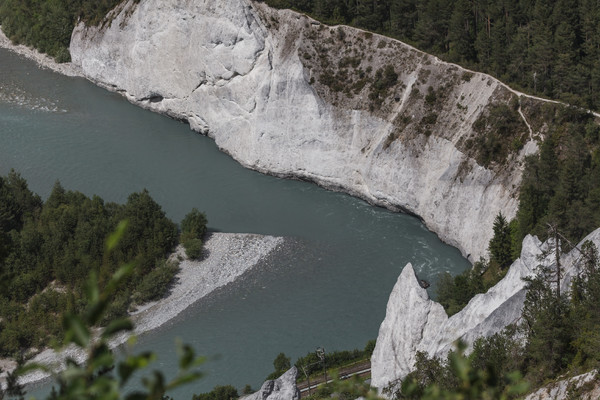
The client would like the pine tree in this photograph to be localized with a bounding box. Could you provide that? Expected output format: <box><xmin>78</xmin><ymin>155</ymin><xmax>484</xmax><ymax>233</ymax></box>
<box><xmin>552</xmin><ymin>0</ymin><xmax>581</xmax><ymax>98</ymax></box>
<box><xmin>570</xmin><ymin>241</ymin><xmax>600</xmax><ymax>368</ymax></box>
<box><xmin>488</xmin><ymin>212</ymin><xmax>513</xmax><ymax>269</ymax></box>
<box><xmin>529</xmin><ymin>0</ymin><xmax>554</xmax><ymax>95</ymax></box>
<box><xmin>448</xmin><ymin>0</ymin><xmax>476</xmax><ymax>62</ymax></box>
<box><xmin>389</xmin><ymin>0</ymin><xmax>417</xmax><ymax>38</ymax></box>
<box><xmin>522</xmin><ymin>263</ymin><xmax>574</xmax><ymax>384</ymax></box>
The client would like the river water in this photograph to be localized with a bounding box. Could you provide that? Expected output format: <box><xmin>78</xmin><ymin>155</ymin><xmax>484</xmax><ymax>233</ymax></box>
<box><xmin>0</xmin><ymin>48</ymin><xmax>470</xmax><ymax>398</ymax></box>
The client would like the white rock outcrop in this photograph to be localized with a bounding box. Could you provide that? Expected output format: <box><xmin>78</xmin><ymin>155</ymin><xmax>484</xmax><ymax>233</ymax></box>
<box><xmin>68</xmin><ymin>0</ymin><xmax>545</xmax><ymax>261</ymax></box>
<box><xmin>524</xmin><ymin>370</ymin><xmax>599</xmax><ymax>400</ymax></box>
<box><xmin>241</xmin><ymin>367</ymin><xmax>300</xmax><ymax>400</ymax></box>
<box><xmin>371</xmin><ymin>227</ymin><xmax>600</xmax><ymax>392</ymax></box>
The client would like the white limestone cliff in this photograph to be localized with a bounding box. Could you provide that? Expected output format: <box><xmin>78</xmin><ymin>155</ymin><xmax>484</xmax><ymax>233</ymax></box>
<box><xmin>369</xmin><ymin>263</ymin><xmax>448</xmax><ymax>386</ymax></box>
<box><xmin>371</xmin><ymin>227</ymin><xmax>600</xmax><ymax>392</ymax></box>
<box><xmin>68</xmin><ymin>0</ymin><xmax>546</xmax><ymax>261</ymax></box>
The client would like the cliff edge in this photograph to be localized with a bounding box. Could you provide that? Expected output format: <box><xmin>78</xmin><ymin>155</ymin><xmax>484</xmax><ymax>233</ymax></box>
<box><xmin>69</xmin><ymin>0</ymin><xmax>548</xmax><ymax>260</ymax></box>
<box><xmin>371</xmin><ymin>227</ymin><xmax>600</xmax><ymax>393</ymax></box>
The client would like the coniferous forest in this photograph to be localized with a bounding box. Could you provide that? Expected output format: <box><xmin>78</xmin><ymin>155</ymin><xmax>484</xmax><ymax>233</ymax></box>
<box><xmin>0</xmin><ymin>171</ymin><xmax>206</xmax><ymax>357</ymax></box>
<box><xmin>0</xmin><ymin>0</ymin><xmax>124</xmax><ymax>61</ymax></box>
<box><xmin>262</xmin><ymin>0</ymin><xmax>600</xmax><ymax>111</ymax></box>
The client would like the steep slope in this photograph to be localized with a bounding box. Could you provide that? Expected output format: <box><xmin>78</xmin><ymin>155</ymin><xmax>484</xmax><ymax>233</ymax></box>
<box><xmin>241</xmin><ymin>367</ymin><xmax>300</xmax><ymax>400</ymax></box>
<box><xmin>524</xmin><ymin>370</ymin><xmax>600</xmax><ymax>400</ymax></box>
<box><xmin>371</xmin><ymin>227</ymin><xmax>600</xmax><ymax>392</ymax></box>
<box><xmin>69</xmin><ymin>0</ymin><xmax>548</xmax><ymax>260</ymax></box>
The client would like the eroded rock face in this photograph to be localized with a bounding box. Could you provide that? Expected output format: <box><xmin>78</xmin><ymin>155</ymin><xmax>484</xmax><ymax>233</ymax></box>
<box><xmin>371</xmin><ymin>228</ymin><xmax>600</xmax><ymax>392</ymax></box>
<box><xmin>369</xmin><ymin>263</ymin><xmax>447</xmax><ymax>389</ymax></box>
<box><xmin>524</xmin><ymin>370</ymin><xmax>600</xmax><ymax>400</ymax></box>
<box><xmin>69</xmin><ymin>0</ymin><xmax>548</xmax><ymax>261</ymax></box>
<box><xmin>241</xmin><ymin>367</ymin><xmax>300</xmax><ymax>400</ymax></box>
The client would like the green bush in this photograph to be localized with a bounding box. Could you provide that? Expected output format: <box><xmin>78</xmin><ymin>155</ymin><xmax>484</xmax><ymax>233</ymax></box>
<box><xmin>182</xmin><ymin>233</ymin><xmax>204</xmax><ymax>260</ymax></box>
<box><xmin>425</xmin><ymin>87</ymin><xmax>437</xmax><ymax>105</ymax></box>
<box><xmin>472</xmin><ymin>103</ymin><xmax>527</xmax><ymax>167</ymax></box>
<box><xmin>369</xmin><ymin>65</ymin><xmax>398</xmax><ymax>103</ymax></box>
<box><xmin>192</xmin><ymin>385</ymin><xmax>239</xmax><ymax>400</ymax></box>
<box><xmin>364</xmin><ymin>339</ymin><xmax>376</xmax><ymax>357</ymax></box>
<box><xmin>132</xmin><ymin>260</ymin><xmax>179</xmax><ymax>304</ymax></box>
<box><xmin>180</xmin><ymin>208</ymin><xmax>207</xmax><ymax>260</ymax></box>
<box><xmin>181</xmin><ymin>208</ymin><xmax>208</xmax><ymax>238</ymax></box>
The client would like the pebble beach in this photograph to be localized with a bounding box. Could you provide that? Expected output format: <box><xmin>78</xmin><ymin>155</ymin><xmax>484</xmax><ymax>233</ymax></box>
<box><xmin>10</xmin><ymin>233</ymin><xmax>285</xmax><ymax>386</ymax></box>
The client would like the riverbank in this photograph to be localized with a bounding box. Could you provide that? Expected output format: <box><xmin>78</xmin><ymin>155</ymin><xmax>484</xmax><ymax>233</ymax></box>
<box><xmin>4</xmin><ymin>233</ymin><xmax>284</xmax><ymax>387</ymax></box>
<box><xmin>0</xmin><ymin>27</ymin><xmax>83</xmax><ymax>77</ymax></box>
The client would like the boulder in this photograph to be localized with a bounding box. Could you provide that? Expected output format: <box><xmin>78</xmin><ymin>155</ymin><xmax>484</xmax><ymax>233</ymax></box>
<box><xmin>241</xmin><ymin>367</ymin><xmax>300</xmax><ymax>400</ymax></box>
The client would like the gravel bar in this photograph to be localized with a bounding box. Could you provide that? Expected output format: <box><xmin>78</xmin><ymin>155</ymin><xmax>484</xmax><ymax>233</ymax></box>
<box><xmin>11</xmin><ymin>233</ymin><xmax>284</xmax><ymax>386</ymax></box>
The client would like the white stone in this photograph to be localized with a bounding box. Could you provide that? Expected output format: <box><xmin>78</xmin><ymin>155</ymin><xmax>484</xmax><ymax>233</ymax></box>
<box><xmin>371</xmin><ymin>227</ymin><xmax>600</xmax><ymax>393</ymax></box>
<box><xmin>241</xmin><ymin>367</ymin><xmax>300</xmax><ymax>400</ymax></box>
<box><xmin>370</xmin><ymin>263</ymin><xmax>446</xmax><ymax>390</ymax></box>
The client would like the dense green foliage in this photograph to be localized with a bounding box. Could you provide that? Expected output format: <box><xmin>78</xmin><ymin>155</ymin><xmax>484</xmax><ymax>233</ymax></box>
<box><xmin>181</xmin><ymin>208</ymin><xmax>208</xmax><ymax>239</ymax></box>
<box><xmin>435</xmin><ymin>262</ymin><xmax>485</xmax><ymax>317</ymax></box>
<box><xmin>180</xmin><ymin>208</ymin><xmax>208</xmax><ymax>260</ymax></box>
<box><xmin>7</xmin><ymin>251</ymin><xmax>206</xmax><ymax>400</ymax></box>
<box><xmin>436</xmin><ymin>213</ymin><xmax>515</xmax><ymax>316</ymax></box>
<box><xmin>396</xmin><ymin>339</ymin><xmax>528</xmax><ymax>399</ymax></box>
<box><xmin>488</xmin><ymin>213</ymin><xmax>513</xmax><ymax>270</ymax></box>
<box><xmin>265</xmin><ymin>352</ymin><xmax>292</xmax><ymax>380</ymax></box>
<box><xmin>192</xmin><ymin>385</ymin><xmax>239</xmax><ymax>400</ymax></box>
<box><xmin>469</xmin><ymin>102</ymin><xmax>528</xmax><ymax>168</ymax></box>
<box><xmin>514</xmin><ymin>106</ymin><xmax>600</xmax><ymax>248</ymax></box>
<box><xmin>0</xmin><ymin>0</ymin><xmax>123</xmax><ymax>61</ymax></box>
<box><xmin>0</xmin><ymin>171</ymin><xmax>180</xmax><ymax>356</ymax></box>
<box><xmin>292</xmin><ymin>339</ymin><xmax>376</xmax><ymax>379</ymax></box>
<box><xmin>399</xmin><ymin>241</ymin><xmax>600</xmax><ymax>398</ymax></box>
<box><xmin>259</xmin><ymin>0</ymin><xmax>600</xmax><ymax>111</ymax></box>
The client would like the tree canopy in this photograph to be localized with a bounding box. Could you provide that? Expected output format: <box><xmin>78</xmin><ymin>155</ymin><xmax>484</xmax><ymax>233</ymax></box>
<box><xmin>0</xmin><ymin>0</ymin><xmax>123</xmax><ymax>61</ymax></box>
<box><xmin>0</xmin><ymin>171</ymin><xmax>182</xmax><ymax>357</ymax></box>
<box><xmin>260</xmin><ymin>0</ymin><xmax>600</xmax><ymax>111</ymax></box>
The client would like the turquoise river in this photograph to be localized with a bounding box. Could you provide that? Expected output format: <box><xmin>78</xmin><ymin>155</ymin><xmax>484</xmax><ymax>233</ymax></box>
<box><xmin>0</xmin><ymin>48</ymin><xmax>470</xmax><ymax>398</ymax></box>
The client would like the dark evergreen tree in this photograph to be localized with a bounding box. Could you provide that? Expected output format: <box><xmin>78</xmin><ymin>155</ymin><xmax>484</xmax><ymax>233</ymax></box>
<box><xmin>389</xmin><ymin>0</ymin><xmax>417</xmax><ymax>37</ymax></box>
<box><xmin>448</xmin><ymin>0</ymin><xmax>476</xmax><ymax>62</ymax></box>
<box><xmin>488</xmin><ymin>213</ymin><xmax>513</xmax><ymax>269</ymax></box>
<box><xmin>273</xmin><ymin>352</ymin><xmax>291</xmax><ymax>374</ymax></box>
<box><xmin>521</xmin><ymin>248</ymin><xmax>575</xmax><ymax>384</ymax></box>
<box><xmin>570</xmin><ymin>241</ymin><xmax>600</xmax><ymax>369</ymax></box>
